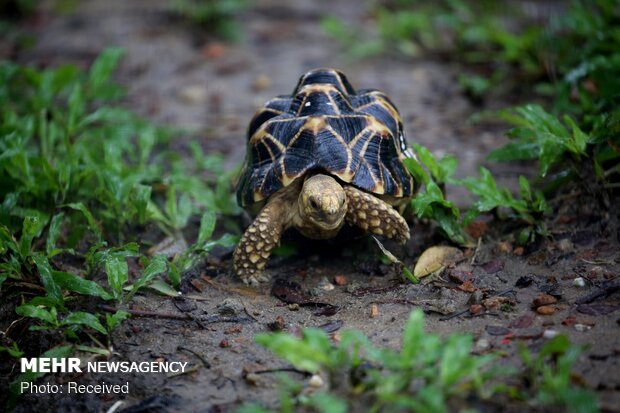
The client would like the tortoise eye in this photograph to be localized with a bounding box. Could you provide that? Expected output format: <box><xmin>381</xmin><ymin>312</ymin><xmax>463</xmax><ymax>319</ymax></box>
<box><xmin>310</xmin><ymin>198</ymin><xmax>319</xmax><ymax>210</ymax></box>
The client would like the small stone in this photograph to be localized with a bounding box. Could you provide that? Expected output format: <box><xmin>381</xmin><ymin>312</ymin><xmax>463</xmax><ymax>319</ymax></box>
<box><xmin>252</xmin><ymin>74</ymin><xmax>272</xmax><ymax>91</ymax></box>
<box><xmin>288</xmin><ymin>303</ymin><xmax>300</xmax><ymax>311</ymax></box>
<box><xmin>245</xmin><ymin>373</ymin><xmax>261</xmax><ymax>386</ymax></box>
<box><xmin>574</xmin><ymin>323</ymin><xmax>591</xmax><ymax>332</ymax></box>
<box><xmin>532</xmin><ymin>293</ymin><xmax>557</xmax><ymax>308</ymax></box>
<box><xmin>219</xmin><ymin>339</ymin><xmax>231</xmax><ymax>348</ymax></box>
<box><xmin>202</xmin><ymin>42</ymin><xmax>226</xmax><ymax>59</ymax></box>
<box><xmin>268</xmin><ymin>315</ymin><xmax>286</xmax><ymax>331</ymax></box>
<box><xmin>481</xmin><ymin>296</ymin><xmax>512</xmax><ymax>310</ymax></box>
<box><xmin>513</xmin><ymin>247</ymin><xmax>525</xmax><ymax>256</ymax></box>
<box><xmin>496</xmin><ymin>241</ymin><xmax>513</xmax><ymax>254</ymax></box>
<box><xmin>318</xmin><ymin>277</ymin><xmax>335</xmax><ymax>291</ymax></box>
<box><xmin>458</xmin><ymin>280</ymin><xmax>476</xmax><ymax>292</ymax></box>
<box><xmin>467</xmin><ymin>290</ymin><xmax>484</xmax><ymax>305</ymax></box>
<box><xmin>557</xmin><ymin>238</ymin><xmax>573</xmax><ymax>252</ymax></box>
<box><xmin>308</xmin><ymin>374</ymin><xmax>324</xmax><ymax>388</ymax></box>
<box><xmin>178</xmin><ymin>85</ymin><xmax>208</xmax><ymax>104</ymax></box>
<box><xmin>333</xmin><ymin>275</ymin><xmax>347</xmax><ymax>286</ymax></box>
<box><xmin>572</xmin><ymin>277</ymin><xmax>586</xmax><ymax>288</ymax></box>
<box><xmin>370</xmin><ymin>304</ymin><xmax>379</xmax><ymax>318</ymax></box>
<box><xmin>542</xmin><ymin>329</ymin><xmax>559</xmax><ymax>339</ymax></box>
<box><xmin>536</xmin><ymin>305</ymin><xmax>557</xmax><ymax>315</ymax></box>
<box><xmin>469</xmin><ymin>304</ymin><xmax>484</xmax><ymax>315</ymax></box>
<box><xmin>217</xmin><ymin>298</ymin><xmax>244</xmax><ymax>316</ymax></box>
<box><xmin>475</xmin><ymin>338</ymin><xmax>490</xmax><ymax>351</ymax></box>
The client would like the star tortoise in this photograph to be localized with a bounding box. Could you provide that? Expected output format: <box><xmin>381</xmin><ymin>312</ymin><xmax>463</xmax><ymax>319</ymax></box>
<box><xmin>234</xmin><ymin>68</ymin><xmax>416</xmax><ymax>285</ymax></box>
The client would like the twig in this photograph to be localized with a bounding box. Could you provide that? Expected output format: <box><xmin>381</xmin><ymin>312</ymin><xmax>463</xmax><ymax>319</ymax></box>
<box><xmin>439</xmin><ymin>308</ymin><xmax>471</xmax><ymax>321</ymax></box>
<box><xmin>106</xmin><ymin>401</ymin><xmax>125</xmax><ymax>413</ymax></box>
<box><xmin>177</xmin><ymin>346</ymin><xmax>211</xmax><ymax>369</ymax></box>
<box><xmin>253</xmin><ymin>367</ymin><xmax>311</xmax><ymax>377</ymax></box>
<box><xmin>575</xmin><ymin>280</ymin><xmax>620</xmax><ymax>304</ymax></box>
<box><xmin>470</xmin><ymin>237</ymin><xmax>482</xmax><ymax>265</ymax></box>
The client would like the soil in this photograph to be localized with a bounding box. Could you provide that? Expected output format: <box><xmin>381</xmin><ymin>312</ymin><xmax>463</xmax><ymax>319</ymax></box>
<box><xmin>2</xmin><ymin>1</ymin><xmax>619</xmax><ymax>412</ymax></box>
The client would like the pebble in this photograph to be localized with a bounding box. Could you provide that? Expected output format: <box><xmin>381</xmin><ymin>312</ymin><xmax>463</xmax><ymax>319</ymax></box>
<box><xmin>288</xmin><ymin>303</ymin><xmax>300</xmax><ymax>311</ymax></box>
<box><xmin>308</xmin><ymin>374</ymin><xmax>324</xmax><ymax>388</ymax></box>
<box><xmin>245</xmin><ymin>373</ymin><xmax>261</xmax><ymax>386</ymax></box>
<box><xmin>217</xmin><ymin>298</ymin><xmax>244</xmax><ymax>316</ymax></box>
<box><xmin>536</xmin><ymin>305</ymin><xmax>558</xmax><ymax>315</ymax></box>
<box><xmin>252</xmin><ymin>74</ymin><xmax>272</xmax><ymax>91</ymax></box>
<box><xmin>557</xmin><ymin>238</ymin><xmax>573</xmax><ymax>252</ymax></box>
<box><xmin>475</xmin><ymin>338</ymin><xmax>490</xmax><ymax>351</ymax></box>
<box><xmin>318</xmin><ymin>277</ymin><xmax>335</xmax><ymax>291</ymax></box>
<box><xmin>370</xmin><ymin>304</ymin><xmax>379</xmax><ymax>318</ymax></box>
<box><xmin>574</xmin><ymin>323</ymin><xmax>592</xmax><ymax>332</ymax></box>
<box><xmin>532</xmin><ymin>293</ymin><xmax>557</xmax><ymax>308</ymax></box>
<box><xmin>572</xmin><ymin>277</ymin><xmax>586</xmax><ymax>288</ymax></box>
<box><xmin>543</xmin><ymin>329</ymin><xmax>560</xmax><ymax>339</ymax></box>
<box><xmin>178</xmin><ymin>85</ymin><xmax>208</xmax><ymax>104</ymax></box>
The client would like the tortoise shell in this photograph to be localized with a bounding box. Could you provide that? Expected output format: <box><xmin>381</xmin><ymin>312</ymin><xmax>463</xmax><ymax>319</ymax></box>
<box><xmin>237</xmin><ymin>68</ymin><xmax>415</xmax><ymax>207</ymax></box>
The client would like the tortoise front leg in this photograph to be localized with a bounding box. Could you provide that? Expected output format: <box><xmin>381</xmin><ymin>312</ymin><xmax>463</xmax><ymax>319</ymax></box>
<box><xmin>344</xmin><ymin>186</ymin><xmax>410</xmax><ymax>243</ymax></box>
<box><xmin>234</xmin><ymin>198</ymin><xmax>286</xmax><ymax>285</ymax></box>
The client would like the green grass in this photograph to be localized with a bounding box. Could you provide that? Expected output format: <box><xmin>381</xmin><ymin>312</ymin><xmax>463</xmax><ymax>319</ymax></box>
<box><xmin>170</xmin><ymin>0</ymin><xmax>248</xmax><ymax>40</ymax></box>
<box><xmin>0</xmin><ymin>48</ymin><xmax>239</xmax><ymax>407</ymax></box>
<box><xmin>238</xmin><ymin>310</ymin><xmax>598</xmax><ymax>413</ymax></box>
<box><xmin>323</xmin><ymin>0</ymin><xmax>619</xmax><ymax>246</ymax></box>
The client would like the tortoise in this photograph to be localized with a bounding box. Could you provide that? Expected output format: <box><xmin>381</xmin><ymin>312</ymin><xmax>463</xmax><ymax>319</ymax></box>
<box><xmin>234</xmin><ymin>68</ymin><xmax>415</xmax><ymax>285</ymax></box>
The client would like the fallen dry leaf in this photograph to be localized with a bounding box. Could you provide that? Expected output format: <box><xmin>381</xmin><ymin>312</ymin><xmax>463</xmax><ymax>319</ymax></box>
<box><xmin>370</xmin><ymin>304</ymin><xmax>379</xmax><ymax>318</ymax></box>
<box><xmin>414</xmin><ymin>246</ymin><xmax>463</xmax><ymax>278</ymax></box>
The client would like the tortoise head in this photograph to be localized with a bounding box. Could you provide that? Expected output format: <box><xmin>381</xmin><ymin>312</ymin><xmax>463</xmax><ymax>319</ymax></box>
<box><xmin>298</xmin><ymin>174</ymin><xmax>347</xmax><ymax>231</ymax></box>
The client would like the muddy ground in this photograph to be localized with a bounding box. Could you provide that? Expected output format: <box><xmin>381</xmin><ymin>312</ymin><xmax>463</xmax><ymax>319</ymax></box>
<box><xmin>2</xmin><ymin>0</ymin><xmax>620</xmax><ymax>412</ymax></box>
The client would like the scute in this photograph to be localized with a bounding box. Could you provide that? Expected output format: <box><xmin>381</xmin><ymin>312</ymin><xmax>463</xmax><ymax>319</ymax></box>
<box><xmin>237</xmin><ymin>68</ymin><xmax>415</xmax><ymax>207</ymax></box>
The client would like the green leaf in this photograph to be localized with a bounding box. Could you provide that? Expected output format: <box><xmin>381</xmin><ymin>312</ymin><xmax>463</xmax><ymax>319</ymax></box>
<box><xmin>106</xmin><ymin>310</ymin><xmax>130</xmax><ymax>331</ymax></box>
<box><xmin>518</xmin><ymin>176</ymin><xmax>532</xmax><ymax>202</ymax></box>
<box><xmin>130</xmin><ymin>255</ymin><xmax>168</xmax><ymax>296</ymax></box>
<box><xmin>0</xmin><ymin>342</ymin><xmax>23</xmax><ymax>358</ymax></box>
<box><xmin>563</xmin><ymin>115</ymin><xmax>590</xmax><ymax>155</ymax></box>
<box><xmin>51</xmin><ymin>271</ymin><xmax>113</xmax><ymax>300</ymax></box>
<box><xmin>19</xmin><ymin>216</ymin><xmax>41</xmax><ymax>259</ymax></box>
<box><xmin>256</xmin><ymin>329</ymin><xmax>332</xmax><ymax>373</ymax></box>
<box><xmin>402</xmin><ymin>309</ymin><xmax>424</xmax><ymax>360</ymax></box>
<box><xmin>62</xmin><ymin>311</ymin><xmax>107</xmax><ymax>335</ymax></box>
<box><xmin>16</xmin><ymin>304</ymin><xmax>58</xmax><ymax>325</ymax></box>
<box><xmin>403</xmin><ymin>157</ymin><xmax>430</xmax><ymax>186</ymax></box>
<box><xmin>412</xmin><ymin>144</ymin><xmax>457</xmax><ymax>184</ymax></box>
<box><xmin>197</xmin><ymin>210</ymin><xmax>216</xmax><ymax>246</ymax></box>
<box><xmin>131</xmin><ymin>184</ymin><xmax>152</xmax><ymax>225</ymax></box>
<box><xmin>67</xmin><ymin>84</ymin><xmax>84</xmax><ymax>133</ymax></box>
<box><xmin>305</xmin><ymin>393</ymin><xmax>348</xmax><ymax>413</ymax></box>
<box><xmin>88</xmin><ymin>48</ymin><xmax>124</xmax><ymax>92</ymax></box>
<box><xmin>32</xmin><ymin>254</ymin><xmax>63</xmax><ymax>305</ymax></box>
<box><xmin>46</xmin><ymin>213</ymin><xmax>64</xmax><ymax>257</ymax></box>
<box><xmin>487</xmin><ymin>142</ymin><xmax>539</xmax><ymax>162</ymax></box>
<box><xmin>104</xmin><ymin>255</ymin><xmax>129</xmax><ymax>300</ymax></box>
<box><xmin>147</xmin><ymin>279</ymin><xmax>180</xmax><ymax>297</ymax></box>
<box><xmin>66</xmin><ymin>202</ymin><xmax>102</xmax><ymax>242</ymax></box>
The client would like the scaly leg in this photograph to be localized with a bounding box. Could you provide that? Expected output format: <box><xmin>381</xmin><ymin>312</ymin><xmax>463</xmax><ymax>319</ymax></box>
<box><xmin>234</xmin><ymin>198</ymin><xmax>286</xmax><ymax>285</ymax></box>
<box><xmin>344</xmin><ymin>186</ymin><xmax>410</xmax><ymax>243</ymax></box>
